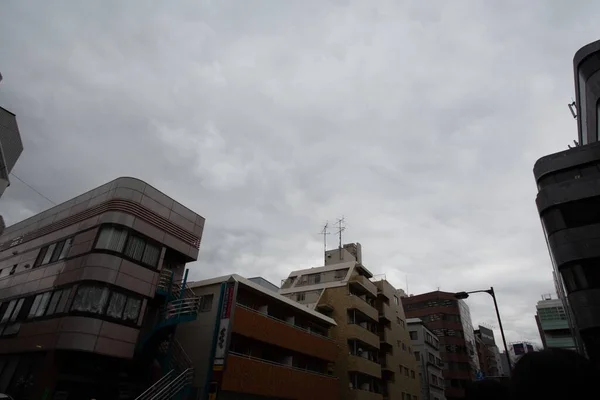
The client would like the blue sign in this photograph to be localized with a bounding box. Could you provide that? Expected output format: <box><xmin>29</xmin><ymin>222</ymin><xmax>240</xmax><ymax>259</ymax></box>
<box><xmin>475</xmin><ymin>370</ymin><xmax>485</xmax><ymax>381</ymax></box>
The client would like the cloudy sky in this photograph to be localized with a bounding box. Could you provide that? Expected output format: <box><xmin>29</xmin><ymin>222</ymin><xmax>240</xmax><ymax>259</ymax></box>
<box><xmin>0</xmin><ymin>0</ymin><xmax>598</xmax><ymax>346</ymax></box>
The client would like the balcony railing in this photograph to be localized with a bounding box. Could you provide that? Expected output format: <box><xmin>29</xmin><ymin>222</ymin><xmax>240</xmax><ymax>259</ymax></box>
<box><xmin>349</xmin><ymin>275</ymin><xmax>378</xmax><ymax>296</ymax></box>
<box><xmin>228</xmin><ymin>351</ymin><xmax>337</xmax><ymax>379</ymax></box>
<box><xmin>236</xmin><ymin>303</ymin><xmax>333</xmax><ymax>341</ymax></box>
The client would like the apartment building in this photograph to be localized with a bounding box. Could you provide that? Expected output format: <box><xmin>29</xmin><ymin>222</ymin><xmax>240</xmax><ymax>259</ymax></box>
<box><xmin>407</xmin><ymin>318</ymin><xmax>446</xmax><ymax>400</ymax></box>
<box><xmin>0</xmin><ymin>177</ymin><xmax>205</xmax><ymax>399</ymax></box>
<box><xmin>280</xmin><ymin>243</ymin><xmax>421</xmax><ymax>400</ymax></box>
<box><xmin>402</xmin><ymin>292</ymin><xmax>479</xmax><ymax>400</ymax></box>
<box><xmin>175</xmin><ymin>274</ymin><xmax>338</xmax><ymax>400</ymax></box>
<box><xmin>535</xmin><ymin>295</ymin><xmax>577</xmax><ymax>351</ymax></box>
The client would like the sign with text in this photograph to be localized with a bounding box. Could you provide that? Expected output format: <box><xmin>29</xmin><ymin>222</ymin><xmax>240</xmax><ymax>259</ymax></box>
<box><xmin>214</xmin><ymin>282</ymin><xmax>235</xmax><ymax>367</ymax></box>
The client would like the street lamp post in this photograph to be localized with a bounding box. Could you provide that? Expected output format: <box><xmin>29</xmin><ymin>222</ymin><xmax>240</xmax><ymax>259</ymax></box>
<box><xmin>454</xmin><ymin>287</ymin><xmax>511</xmax><ymax>377</ymax></box>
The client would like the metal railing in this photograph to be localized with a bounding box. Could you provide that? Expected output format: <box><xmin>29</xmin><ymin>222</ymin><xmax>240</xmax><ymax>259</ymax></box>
<box><xmin>135</xmin><ymin>368</ymin><xmax>194</xmax><ymax>400</ymax></box>
<box><xmin>235</xmin><ymin>303</ymin><xmax>333</xmax><ymax>341</ymax></box>
<box><xmin>228</xmin><ymin>351</ymin><xmax>337</xmax><ymax>378</ymax></box>
<box><xmin>158</xmin><ymin>339</ymin><xmax>193</xmax><ymax>373</ymax></box>
<box><xmin>157</xmin><ymin>269</ymin><xmax>196</xmax><ymax>300</ymax></box>
<box><xmin>134</xmin><ymin>370</ymin><xmax>176</xmax><ymax>400</ymax></box>
<box><xmin>161</xmin><ymin>297</ymin><xmax>200</xmax><ymax>321</ymax></box>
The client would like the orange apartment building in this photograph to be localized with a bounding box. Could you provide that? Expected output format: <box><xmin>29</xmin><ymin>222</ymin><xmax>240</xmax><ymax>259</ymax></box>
<box><xmin>176</xmin><ymin>274</ymin><xmax>339</xmax><ymax>400</ymax></box>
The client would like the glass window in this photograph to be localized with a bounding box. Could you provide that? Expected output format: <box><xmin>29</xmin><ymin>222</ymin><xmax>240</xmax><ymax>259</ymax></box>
<box><xmin>414</xmin><ymin>351</ymin><xmax>420</xmax><ymax>360</ymax></box>
<box><xmin>35</xmin><ymin>292</ymin><xmax>52</xmax><ymax>317</ymax></box>
<box><xmin>41</xmin><ymin>244</ymin><xmax>56</xmax><ymax>265</ymax></box>
<box><xmin>96</xmin><ymin>226</ymin><xmax>128</xmax><ymax>252</ymax></box>
<box><xmin>50</xmin><ymin>241</ymin><xmax>65</xmax><ymax>263</ymax></box>
<box><xmin>200</xmin><ymin>294</ymin><xmax>213</xmax><ymax>312</ymax></box>
<box><xmin>55</xmin><ymin>288</ymin><xmax>71</xmax><ymax>313</ymax></box>
<box><xmin>142</xmin><ymin>243</ymin><xmax>160</xmax><ymax>267</ymax></box>
<box><xmin>124</xmin><ymin>235</ymin><xmax>145</xmax><ymax>261</ymax></box>
<box><xmin>123</xmin><ymin>297</ymin><xmax>142</xmax><ymax>322</ymax></box>
<box><xmin>394</xmin><ymin>296</ymin><xmax>399</xmax><ymax>305</ymax></box>
<box><xmin>409</xmin><ymin>331</ymin><xmax>418</xmax><ymax>340</ymax></box>
<box><xmin>34</xmin><ymin>247</ymin><xmax>48</xmax><ymax>268</ymax></box>
<box><xmin>10</xmin><ymin>299</ymin><xmax>24</xmax><ymax>322</ymax></box>
<box><xmin>1</xmin><ymin>300</ymin><xmax>16</xmax><ymax>323</ymax></box>
<box><xmin>579</xmin><ymin>69</ymin><xmax>588</xmax><ymax>145</ymax></box>
<box><xmin>28</xmin><ymin>295</ymin><xmax>42</xmax><ymax>318</ymax></box>
<box><xmin>58</xmin><ymin>238</ymin><xmax>73</xmax><ymax>260</ymax></box>
<box><xmin>46</xmin><ymin>290</ymin><xmax>63</xmax><ymax>316</ymax></box>
<box><xmin>71</xmin><ymin>285</ymin><xmax>110</xmax><ymax>314</ymax></box>
<box><xmin>106</xmin><ymin>292</ymin><xmax>127</xmax><ymax>319</ymax></box>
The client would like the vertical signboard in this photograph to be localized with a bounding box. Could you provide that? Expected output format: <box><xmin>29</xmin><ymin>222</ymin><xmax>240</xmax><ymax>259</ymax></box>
<box><xmin>213</xmin><ymin>281</ymin><xmax>235</xmax><ymax>369</ymax></box>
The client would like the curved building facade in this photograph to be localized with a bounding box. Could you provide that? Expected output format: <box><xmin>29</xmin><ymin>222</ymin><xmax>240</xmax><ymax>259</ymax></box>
<box><xmin>0</xmin><ymin>177</ymin><xmax>205</xmax><ymax>399</ymax></box>
<box><xmin>534</xmin><ymin>39</ymin><xmax>600</xmax><ymax>362</ymax></box>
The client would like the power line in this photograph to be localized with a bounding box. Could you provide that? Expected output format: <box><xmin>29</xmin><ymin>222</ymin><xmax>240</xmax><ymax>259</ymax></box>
<box><xmin>10</xmin><ymin>172</ymin><xmax>56</xmax><ymax>205</ymax></box>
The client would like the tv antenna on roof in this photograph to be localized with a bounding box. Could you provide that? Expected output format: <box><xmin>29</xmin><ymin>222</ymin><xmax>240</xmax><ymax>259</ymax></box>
<box><xmin>335</xmin><ymin>217</ymin><xmax>346</xmax><ymax>249</ymax></box>
<box><xmin>319</xmin><ymin>222</ymin><xmax>330</xmax><ymax>255</ymax></box>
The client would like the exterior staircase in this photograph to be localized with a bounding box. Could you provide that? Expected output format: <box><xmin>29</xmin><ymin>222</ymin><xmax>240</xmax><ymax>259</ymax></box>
<box><xmin>135</xmin><ymin>339</ymin><xmax>194</xmax><ymax>400</ymax></box>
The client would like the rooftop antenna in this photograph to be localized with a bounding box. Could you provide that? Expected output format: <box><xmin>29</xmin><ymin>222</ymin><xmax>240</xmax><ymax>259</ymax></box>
<box><xmin>335</xmin><ymin>217</ymin><xmax>346</xmax><ymax>249</ymax></box>
<box><xmin>335</xmin><ymin>217</ymin><xmax>346</xmax><ymax>260</ymax></box>
<box><xmin>319</xmin><ymin>222</ymin><xmax>330</xmax><ymax>260</ymax></box>
<box><xmin>406</xmin><ymin>274</ymin><xmax>409</xmax><ymax>294</ymax></box>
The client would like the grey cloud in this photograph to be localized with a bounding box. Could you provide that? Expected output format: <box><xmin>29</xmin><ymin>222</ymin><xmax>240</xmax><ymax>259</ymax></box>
<box><xmin>2</xmin><ymin>0</ymin><xmax>599</xmax><ymax>346</ymax></box>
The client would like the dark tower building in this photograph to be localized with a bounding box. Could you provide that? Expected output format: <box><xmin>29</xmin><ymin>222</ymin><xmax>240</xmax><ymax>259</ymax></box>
<box><xmin>533</xmin><ymin>39</ymin><xmax>600</xmax><ymax>362</ymax></box>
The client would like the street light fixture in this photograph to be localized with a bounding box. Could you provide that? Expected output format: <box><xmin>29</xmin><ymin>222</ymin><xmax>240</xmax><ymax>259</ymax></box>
<box><xmin>454</xmin><ymin>287</ymin><xmax>511</xmax><ymax>377</ymax></box>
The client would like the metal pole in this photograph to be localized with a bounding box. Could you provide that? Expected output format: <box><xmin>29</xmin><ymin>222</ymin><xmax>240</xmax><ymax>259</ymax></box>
<box><xmin>489</xmin><ymin>287</ymin><xmax>511</xmax><ymax>376</ymax></box>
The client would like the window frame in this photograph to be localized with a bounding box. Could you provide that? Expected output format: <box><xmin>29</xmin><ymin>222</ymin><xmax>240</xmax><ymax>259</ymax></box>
<box><xmin>33</xmin><ymin>236</ymin><xmax>75</xmax><ymax>269</ymax></box>
<box><xmin>93</xmin><ymin>224</ymin><xmax>162</xmax><ymax>269</ymax></box>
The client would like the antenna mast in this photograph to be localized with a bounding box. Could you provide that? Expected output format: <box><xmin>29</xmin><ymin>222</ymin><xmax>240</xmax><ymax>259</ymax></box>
<box><xmin>335</xmin><ymin>217</ymin><xmax>346</xmax><ymax>249</ymax></box>
<box><xmin>319</xmin><ymin>222</ymin><xmax>330</xmax><ymax>259</ymax></box>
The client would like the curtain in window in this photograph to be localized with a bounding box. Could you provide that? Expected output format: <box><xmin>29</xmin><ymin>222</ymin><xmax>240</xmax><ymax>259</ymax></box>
<box><xmin>106</xmin><ymin>292</ymin><xmax>127</xmax><ymax>319</ymax></box>
<box><xmin>123</xmin><ymin>297</ymin><xmax>142</xmax><ymax>322</ymax></box>
<box><xmin>71</xmin><ymin>286</ymin><xmax>110</xmax><ymax>314</ymax></box>
<box><xmin>141</xmin><ymin>243</ymin><xmax>160</xmax><ymax>267</ymax></box>
<box><xmin>96</xmin><ymin>227</ymin><xmax>128</xmax><ymax>252</ymax></box>
<box><xmin>124</xmin><ymin>236</ymin><xmax>145</xmax><ymax>261</ymax></box>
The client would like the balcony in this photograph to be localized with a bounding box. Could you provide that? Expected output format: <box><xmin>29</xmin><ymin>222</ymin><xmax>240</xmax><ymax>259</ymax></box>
<box><xmin>348</xmin><ymin>295</ymin><xmax>378</xmax><ymax>321</ymax></box>
<box><xmin>348</xmin><ymin>355</ymin><xmax>382</xmax><ymax>378</ymax></box>
<box><xmin>222</xmin><ymin>352</ymin><xmax>339</xmax><ymax>400</ymax></box>
<box><xmin>347</xmin><ymin>323</ymin><xmax>380</xmax><ymax>349</ymax></box>
<box><xmin>349</xmin><ymin>389</ymin><xmax>384</xmax><ymax>400</ymax></box>
<box><xmin>379</xmin><ymin>327</ymin><xmax>393</xmax><ymax>348</ymax></box>
<box><xmin>232</xmin><ymin>304</ymin><xmax>337</xmax><ymax>362</ymax></box>
<box><xmin>350</xmin><ymin>275</ymin><xmax>378</xmax><ymax>296</ymax></box>
<box><xmin>381</xmin><ymin>354</ymin><xmax>394</xmax><ymax>373</ymax></box>
<box><xmin>378</xmin><ymin>302</ymin><xmax>394</xmax><ymax>322</ymax></box>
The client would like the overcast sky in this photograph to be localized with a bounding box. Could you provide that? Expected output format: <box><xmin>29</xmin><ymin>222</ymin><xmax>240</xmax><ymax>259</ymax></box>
<box><xmin>1</xmin><ymin>0</ymin><xmax>598</xmax><ymax>347</ymax></box>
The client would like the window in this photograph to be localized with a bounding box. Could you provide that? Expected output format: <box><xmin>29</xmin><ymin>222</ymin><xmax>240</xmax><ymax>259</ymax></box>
<box><xmin>34</xmin><ymin>237</ymin><xmax>74</xmax><ymax>268</ymax></box>
<box><xmin>200</xmin><ymin>294</ymin><xmax>213</xmax><ymax>312</ymax></box>
<box><xmin>397</xmin><ymin>317</ymin><xmax>405</xmax><ymax>328</ymax></box>
<box><xmin>71</xmin><ymin>285</ymin><xmax>110</xmax><ymax>314</ymax></box>
<box><xmin>428</xmin><ymin>353</ymin><xmax>435</xmax><ymax>363</ymax></box>
<box><xmin>9</xmin><ymin>265</ymin><xmax>16</xmax><ymax>276</ymax></box>
<box><xmin>297</xmin><ymin>292</ymin><xmax>306</xmax><ymax>301</ymax></box>
<box><xmin>95</xmin><ymin>226</ymin><xmax>160</xmax><ymax>267</ymax></box>
<box><xmin>402</xmin><ymin>342</ymin><xmax>407</xmax><ymax>351</ymax></box>
<box><xmin>1</xmin><ymin>300</ymin><xmax>17</xmax><ymax>323</ymax></box>
<box><xmin>394</xmin><ymin>296</ymin><xmax>399</xmax><ymax>305</ymax></box>
<box><xmin>411</xmin><ymin>370</ymin><xmax>416</xmax><ymax>379</ymax></box>
<box><xmin>404</xmin><ymin>366</ymin><xmax>409</xmax><ymax>376</ymax></box>
<box><xmin>431</xmin><ymin>374</ymin><xmax>438</xmax><ymax>385</ymax></box>
<box><xmin>96</xmin><ymin>226</ymin><xmax>128</xmax><ymax>252</ymax></box>
<box><xmin>414</xmin><ymin>351</ymin><xmax>420</xmax><ymax>360</ymax></box>
<box><xmin>413</xmin><ymin>395</ymin><xmax>417</xmax><ymax>400</ymax></box>
<box><xmin>71</xmin><ymin>284</ymin><xmax>141</xmax><ymax>323</ymax></box>
<box><xmin>410</xmin><ymin>331</ymin><xmax>418</xmax><ymax>340</ymax></box>
<box><xmin>334</xmin><ymin>269</ymin><xmax>348</xmax><ymax>280</ymax></box>
<box><xmin>28</xmin><ymin>292</ymin><xmax>52</xmax><ymax>318</ymax></box>
<box><xmin>46</xmin><ymin>288</ymin><xmax>71</xmax><ymax>315</ymax></box>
